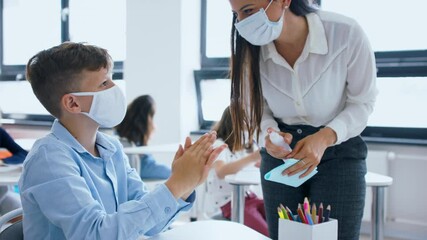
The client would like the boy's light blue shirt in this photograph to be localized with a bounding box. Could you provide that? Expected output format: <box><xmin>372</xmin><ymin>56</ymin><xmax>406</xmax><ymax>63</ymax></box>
<box><xmin>18</xmin><ymin>120</ymin><xmax>194</xmax><ymax>240</ymax></box>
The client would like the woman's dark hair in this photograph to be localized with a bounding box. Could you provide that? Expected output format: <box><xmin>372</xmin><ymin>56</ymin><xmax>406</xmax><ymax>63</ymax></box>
<box><xmin>229</xmin><ymin>0</ymin><xmax>318</xmax><ymax>151</ymax></box>
<box><xmin>116</xmin><ymin>95</ymin><xmax>155</xmax><ymax>146</ymax></box>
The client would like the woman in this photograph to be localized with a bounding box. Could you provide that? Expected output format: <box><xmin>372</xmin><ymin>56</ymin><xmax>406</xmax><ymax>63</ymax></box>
<box><xmin>227</xmin><ymin>0</ymin><xmax>378</xmax><ymax>239</ymax></box>
<box><xmin>115</xmin><ymin>95</ymin><xmax>171</xmax><ymax>179</ymax></box>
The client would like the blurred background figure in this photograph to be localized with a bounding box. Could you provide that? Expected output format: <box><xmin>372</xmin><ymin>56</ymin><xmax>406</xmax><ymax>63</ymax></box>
<box><xmin>115</xmin><ymin>95</ymin><xmax>171</xmax><ymax>179</ymax></box>
<box><xmin>206</xmin><ymin>106</ymin><xmax>268</xmax><ymax>237</ymax></box>
<box><xmin>0</xmin><ymin>115</ymin><xmax>27</xmax><ymax>216</ymax></box>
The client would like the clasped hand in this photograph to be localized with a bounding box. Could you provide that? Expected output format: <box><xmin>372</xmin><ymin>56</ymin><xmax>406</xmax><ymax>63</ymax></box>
<box><xmin>166</xmin><ymin>132</ymin><xmax>226</xmax><ymax>199</ymax></box>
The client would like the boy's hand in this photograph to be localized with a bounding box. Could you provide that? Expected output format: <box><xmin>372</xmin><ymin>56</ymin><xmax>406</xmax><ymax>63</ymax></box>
<box><xmin>165</xmin><ymin>132</ymin><xmax>226</xmax><ymax>199</ymax></box>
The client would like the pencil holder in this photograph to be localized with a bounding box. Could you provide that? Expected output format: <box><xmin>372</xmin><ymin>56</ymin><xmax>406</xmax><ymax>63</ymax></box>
<box><xmin>278</xmin><ymin>217</ymin><xmax>338</xmax><ymax>240</ymax></box>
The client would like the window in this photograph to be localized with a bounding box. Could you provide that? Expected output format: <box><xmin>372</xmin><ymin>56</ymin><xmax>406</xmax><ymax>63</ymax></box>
<box><xmin>0</xmin><ymin>0</ymin><xmax>125</xmax><ymax>80</ymax></box>
<box><xmin>0</xmin><ymin>0</ymin><xmax>125</xmax><ymax>123</ymax></box>
<box><xmin>69</xmin><ymin>0</ymin><xmax>126</xmax><ymax>63</ymax></box>
<box><xmin>197</xmin><ymin>0</ymin><xmax>427</xmax><ymax>143</ymax></box>
<box><xmin>0</xmin><ymin>80</ymin><xmax>126</xmax><ymax>124</ymax></box>
<box><xmin>194</xmin><ymin>69</ymin><xmax>230</xmax><ymax>129</ymax></box>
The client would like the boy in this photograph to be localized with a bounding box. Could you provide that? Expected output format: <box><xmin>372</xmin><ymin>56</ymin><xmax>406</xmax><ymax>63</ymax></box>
<box><xmin>19</xmin><ymin>42</ymin><xmax>226</xmax><ymax>240</ymax></box>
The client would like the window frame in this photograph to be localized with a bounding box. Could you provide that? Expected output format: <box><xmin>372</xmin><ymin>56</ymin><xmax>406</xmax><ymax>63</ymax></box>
<box><xmin>0</xmin><ymin>0</ymin><xmax>123</xmax><ymax>81</ymax></box>
<box><xmin>197</xmin><ymin>0</ymin><xmax>427</xmax><ymax>144</ymax></box>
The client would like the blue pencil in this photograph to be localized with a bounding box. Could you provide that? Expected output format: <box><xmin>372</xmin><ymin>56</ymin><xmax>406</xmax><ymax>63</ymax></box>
<box><xmin>305</xmin><ymin>210</ymin><xmax>313</xmax><ymax>225</ymax></box>
<box><xmin>285</xmin><ymin>206</ymin><xmax>296</xmax><ymax>221</ymax></box>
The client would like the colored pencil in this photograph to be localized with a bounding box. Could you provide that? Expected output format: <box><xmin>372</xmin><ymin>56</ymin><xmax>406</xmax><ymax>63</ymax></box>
<box><xmin>318</xmin><ymin>203</ymin><xmax>324</xmax><ymax>223</ymax></box>
<box><xmin>303</xmin><ymin>197</ymin><xmax>310</xmax><ymax>213</ymax></box>
<box><xmin>324</xmin><ymin>204</ymin><xmax>331</xmax><ymax>222</ymax></box>
<box><xmin>311</xmin><ymin>203</ymin><xmax>317</xmax><ymax>224</ymax></box>
<box><xmin>297</xmin><ymin>203</ymin><xmax>307</xmax><ymax>224</ymax></box>
<box><xmin>285</xmin><ymin>206</ymin><xmax>295</xmax><ymax>221</ymax></box>
<box><xmin>305</xmin><ymin>210</ymin><xmax>313</xmax><ymax>225</ymax></box>
<box><xmin>277</xmin><ymin>207</ymin><xmax>284</xmax><ymax>219</ymax></box>
<box><xmin>279</xmin><ymin>204</ymin><xmax>289</xmax><ymax>220</ymax></box>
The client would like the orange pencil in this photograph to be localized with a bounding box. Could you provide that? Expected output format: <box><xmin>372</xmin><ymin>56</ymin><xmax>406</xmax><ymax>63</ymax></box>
<box><xmin>297</xmin><ymin>203</ymin><xmax>307</xmax><ymax>224</ymax></box>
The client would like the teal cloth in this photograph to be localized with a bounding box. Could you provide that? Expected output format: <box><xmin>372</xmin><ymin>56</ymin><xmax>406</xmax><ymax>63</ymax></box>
<box><xmin>264</xmin><ymin>158</ymin><xmax>317</xmax><ymax>187</ymax></box>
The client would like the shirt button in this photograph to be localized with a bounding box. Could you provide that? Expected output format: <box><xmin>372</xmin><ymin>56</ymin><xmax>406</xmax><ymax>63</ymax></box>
<box><xmin>295</xmin><ymin>101</ymin><xmax>300</xmax><ymax>106</ymax></box>
<box><xmin>164</xmin><ymin>207</ymin><xmax>171</xmax><ymax>214</ymax></box>
<box><xmin>139</xmin><ymin>230</ymin><xmax>144</xmax><ymax>235</ymax></box>
<box><xmin>297</xmin><ymin>129</ymin><xmax>303</xmax><ymax>134</ymax></box>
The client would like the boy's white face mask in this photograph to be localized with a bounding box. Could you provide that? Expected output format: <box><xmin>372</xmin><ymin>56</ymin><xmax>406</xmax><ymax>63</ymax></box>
<box><xmin>234</xmin><ymin>0</ymin><xmax>284</xmax><ymax>46</ymax></box>
<box><xmin>71</xmin><ymin>85</ymin><xmax>126</xmax><ymax>128</ymax></box>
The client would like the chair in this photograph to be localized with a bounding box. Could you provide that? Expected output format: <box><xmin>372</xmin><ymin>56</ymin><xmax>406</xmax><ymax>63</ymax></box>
<box><xmin>0</xmin><ymin>208</ymin><xmax>23</xmax><ymax>240</ymax></box>
<box><xmin>199</xmin><ymin>174</ymin><xmax>229</xmax><ymax>221</ymax></box>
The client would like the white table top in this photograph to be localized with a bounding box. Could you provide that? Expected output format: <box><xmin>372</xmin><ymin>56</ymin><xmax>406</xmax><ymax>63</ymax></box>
<box><xmin>146</xmin><ymin>220</ymin><xmax>270</xmax><ymax>240</ymax></box>
<box><xmin>224</xmin><ymin>168</ymin><xmax>393</xmax><ymax>188</ymax></box>
<box><xmin>15</xmin><ymin>138</ymin><xmax>37</xmax><ymax>151</ymax></box>
<box><xmin>123</xmin><ymin>143</ymin><xmax>180</xmax><ymax>155</ymax></box>
<box><xmin>0</xmin><ymin>165</ymin><xmax>22</xmax><ymax>185</ymax></box>
<box><xmin>224</xmin><ymin>167</ymin><xmax>260</xmax><ymax>185</ymax></box>
<box><xmin>365</xmin><ymin>171</ymin><xmax>393</xmax><ymax>187</ymax></box>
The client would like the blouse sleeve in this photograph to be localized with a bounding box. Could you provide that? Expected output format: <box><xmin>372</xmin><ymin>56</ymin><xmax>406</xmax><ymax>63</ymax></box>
<box><xmin>326</xmin><ymin>21</ymin><xmax>378</xmax><ymax>144</ymax></box>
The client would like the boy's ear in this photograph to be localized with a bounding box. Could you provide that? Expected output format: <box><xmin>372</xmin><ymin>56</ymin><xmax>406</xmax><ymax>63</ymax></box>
<box><xmin>61</xmin><ymin>94</ymin><xmax>82</xmax><ymax>114</ymax></box>
<box><xmin>281</xmin><ymin>0</ymin><xmax>291</xmax><ymax>9</ymax></box>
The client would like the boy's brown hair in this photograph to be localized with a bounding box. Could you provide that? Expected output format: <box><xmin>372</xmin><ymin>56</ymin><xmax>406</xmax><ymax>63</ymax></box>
<box><xmin>26</xmin><ymin>42</ymin><xmax>113</xmax><ymax>118</ymax></box>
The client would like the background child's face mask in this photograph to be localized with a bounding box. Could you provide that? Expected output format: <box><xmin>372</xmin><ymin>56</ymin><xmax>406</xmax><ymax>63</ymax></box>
<box><xmin>71</xmin><ymin>85</ymin><xmax>126</xmax><ymax>128</ymax></box>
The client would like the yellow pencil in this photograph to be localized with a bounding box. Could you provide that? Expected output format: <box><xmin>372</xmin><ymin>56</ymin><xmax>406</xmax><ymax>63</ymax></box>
<box><xmin>280</xmin><ymin>204</ymin><xmax>289</xmax><ymax>220</ymax></box>
<box><xmin>311</xmin><ymin>203</ymin><xmax>317</xmax><ymax>224</ymax></box>
<box><xmin>277</xmin><ymin>207</ymin><xmax>285</xmax><ymax>219</ymax></box>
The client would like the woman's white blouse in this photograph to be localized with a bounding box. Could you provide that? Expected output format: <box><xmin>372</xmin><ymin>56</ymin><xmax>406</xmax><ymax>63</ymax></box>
<box><xmin>260</xmin><ymin>11</ymin><xmax>378</xmax><ymax>145</ymax></box>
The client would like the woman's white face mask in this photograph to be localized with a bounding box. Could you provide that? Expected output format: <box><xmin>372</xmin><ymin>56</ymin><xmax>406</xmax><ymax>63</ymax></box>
<box><xmin>234</xmin><ymin>0</ymin><xmax>284</xmax><ymax>46</ymax></box>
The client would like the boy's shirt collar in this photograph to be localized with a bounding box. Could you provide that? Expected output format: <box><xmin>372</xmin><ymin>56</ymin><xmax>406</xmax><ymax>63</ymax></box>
<box><xmin>51</xmin><ymin>119</ymin><xmax>117</xmax><ymax>158</ymax></box>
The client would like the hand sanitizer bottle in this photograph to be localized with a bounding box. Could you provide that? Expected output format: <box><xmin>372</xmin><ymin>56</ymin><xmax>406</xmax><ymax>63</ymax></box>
<box><xmin>269</xmin><ymin>131</ymin><xmax>292</xmax><ymax>152</ymax></box>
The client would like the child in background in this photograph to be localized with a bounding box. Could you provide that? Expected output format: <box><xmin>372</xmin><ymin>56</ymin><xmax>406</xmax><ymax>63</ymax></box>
<box><xmin>207</xmin><ymin>106</ymin><xmax>268</xmax><ymax>237</ymax></box>
<box><xmin>115</xmin><ymin>95</ymin><xmax>171</xmax><ymax>179</ymax></box>
<box><xmin>19</xmin><ymin>42</ymin><xmax>225</xmax><ymax>240</ymax></box>
<box><xmin>0</xmin><ymin>126</ymin><xmax>27</xmax><ymax>216</ymax></box>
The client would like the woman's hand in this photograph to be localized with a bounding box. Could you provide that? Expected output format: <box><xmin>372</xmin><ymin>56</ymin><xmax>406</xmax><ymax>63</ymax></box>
<box><xmin>283</xmin><ymin>127</ymin><xmax>337</xmax><ymax>178</ymax></box>
<box><xmin>264</xmin><ymin>128</ymin><xmax>293</xmax><ymax>159</ymax></box>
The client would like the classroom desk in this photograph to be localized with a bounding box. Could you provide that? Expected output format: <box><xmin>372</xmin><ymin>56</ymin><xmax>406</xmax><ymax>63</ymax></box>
<box><xmin>365</xmin><ymin>172</ymin><xmax>393</xmax><ymax>240</ymax></box>
<box><xmin>122</xmin><ymin>143</ymin><xmax>180</xmax><ymax>155</ymax></box>
<box><xmin>224</xmin><ymin>167</ymin><xmax>260</xmax><ymax>223</ymax></box>
<box><xmin>224</xmin><ymin>169</ymin><xmax>393</xmax><ymax>240</ymax></box>
<box><xmin>14</xmin><ymin>138</ymin><xmax>37</xmax><ymax>151</ymax></box>
<box><xmin>146</xmin><ymin>220</ymin><xmax>270</xmax><ymax>240</ymax></box>
<box><xmin>0</xmin><ymin>165</ymin><xmax>21</xmax><ymax>186</ymax></box>
<box><xmin>122</xmin><ymin>143</ymin><xmax>179</xmax><ymax>185</ymax></box>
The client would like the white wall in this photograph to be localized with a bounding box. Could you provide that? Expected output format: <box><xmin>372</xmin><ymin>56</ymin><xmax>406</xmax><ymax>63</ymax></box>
<box><xmin>366</xmin><ymin>143</ymin><xmax>427</xmax><ymax>225</ymax></box>
<box><xmin>125</xmin><ymin>0</ymin><xmax>200</xmax><ymax>145</ymax></box>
